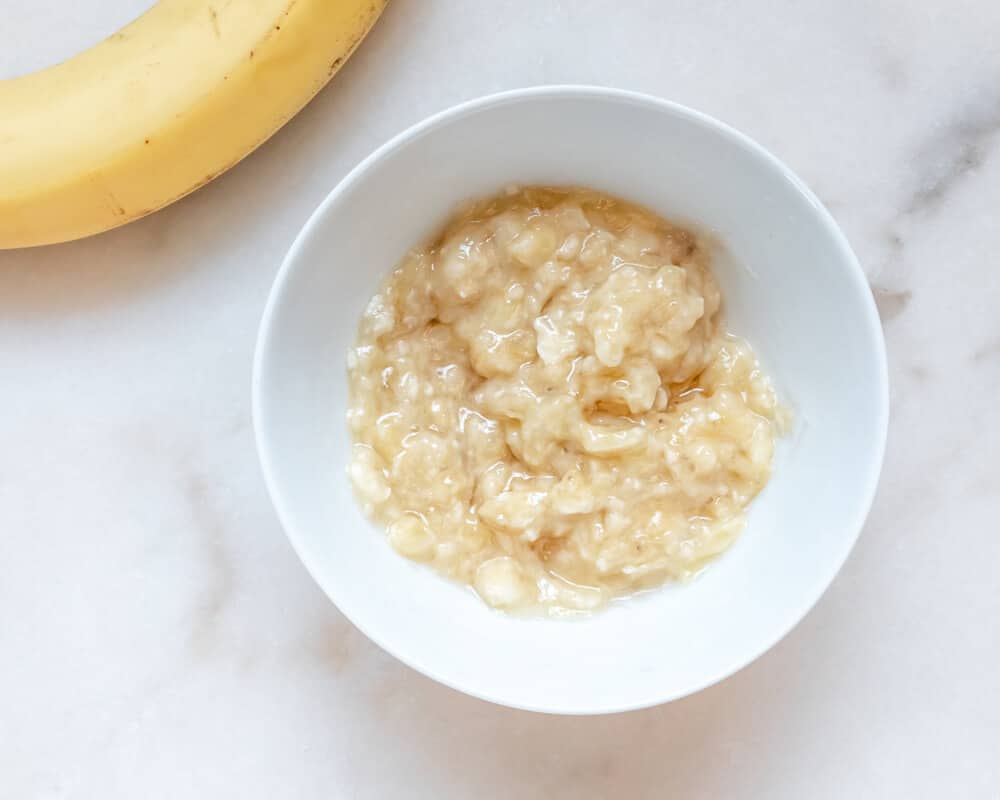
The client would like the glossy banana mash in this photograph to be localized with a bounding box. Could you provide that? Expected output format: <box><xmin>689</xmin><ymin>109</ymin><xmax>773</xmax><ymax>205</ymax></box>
<box><xmin>347</xmin><ymin>187</ymin><xmax>784</xmax><ymax>614</ymax></box>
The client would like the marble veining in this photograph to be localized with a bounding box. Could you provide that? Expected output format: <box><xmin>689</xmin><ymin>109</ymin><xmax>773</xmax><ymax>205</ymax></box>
<box><xmin>972</xmin><ymin>336</ymin><xmax>1000</xmax><ymax>363</ymax></box>
<box><xmin>904</xmin><ymin>92</ymin><xmax>1000</xmax><ymax>217</ymax></box>
<box><xmin>2</xmin><ymin>1</ymin><xmax>999</xmax><ymax>798</ymax></box>
<box><xmin>182</xmin><ymin>474</ymin><xmax>235</xmax><ymax>658</ymax></box>
<box><xmin>871</xmin><ymin>285</ymin><xmax>913</xmax><ymax>322</ymax></box>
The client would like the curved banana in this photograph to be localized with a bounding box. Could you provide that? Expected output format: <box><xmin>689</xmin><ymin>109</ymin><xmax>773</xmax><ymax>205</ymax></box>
<box><xmin>0</xmin><ymin>0</ymin><xmax>387</xmax><ymax>249</ymax></box>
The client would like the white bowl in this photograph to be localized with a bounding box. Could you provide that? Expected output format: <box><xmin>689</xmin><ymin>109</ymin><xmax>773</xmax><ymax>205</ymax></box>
<box><xmin>253</xmin><ymin>86</ymin><xmax>888</xmax><ymax>714</ymax></box>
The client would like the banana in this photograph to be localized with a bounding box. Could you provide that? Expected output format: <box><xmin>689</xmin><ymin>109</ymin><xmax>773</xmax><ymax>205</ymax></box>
<box><xmin>0</xmin><ymin>0</ymin><xmax>387</xmax><ymax>249</ymax></box>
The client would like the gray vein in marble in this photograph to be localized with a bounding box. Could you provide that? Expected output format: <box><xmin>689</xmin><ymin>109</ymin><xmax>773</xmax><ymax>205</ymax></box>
<box><xmin>867</xmin><ymin>229</ymin><xmax>908</xmax><ymax>294</ymax></box>
<box><xmin>972</xmin><ymin>336</ymin><xmax>1000</xmax><ymax>362</ymax></box>
<box><xmin>876</xmin><ymin>91</ymin><xmax>1000</xmax><ymax>285</ymax></box>
<box><xmin>904</xmin><ymin>99</ymin><xmax>1000</xmax><ymax>218</ymax></box>
<box><xmin>307</xmin><ymin>615</ymin><xmax>367</xmax><ymax>674</ymax></box>
<box><xmin>871</xmin><ymin>285</ymin><xmax>912</xmax><ymax>323</ymax></box>
<box><xmin>183</xmin><ymin>474</ymin><xmax>235</xmax><ymax>657</ymax></box>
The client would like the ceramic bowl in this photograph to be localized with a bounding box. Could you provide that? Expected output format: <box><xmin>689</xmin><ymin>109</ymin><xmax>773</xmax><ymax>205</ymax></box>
<box><xmin>253</xmin><ymin>86</ymin><xmax>888</xmax><ymax>714</ymax></box>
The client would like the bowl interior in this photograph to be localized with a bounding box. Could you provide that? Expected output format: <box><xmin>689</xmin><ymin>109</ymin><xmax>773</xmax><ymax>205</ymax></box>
<box><xmin>254</xmin><ymin>88</ymin><xmax>887</xmax><ymax>713</ymax></box>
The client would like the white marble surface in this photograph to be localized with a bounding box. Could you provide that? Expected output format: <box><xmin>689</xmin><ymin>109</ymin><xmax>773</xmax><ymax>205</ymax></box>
<box><xmin>2</xmin><ymin>1</ymin><xmax>999</xmax><ymax>796</ymax></box>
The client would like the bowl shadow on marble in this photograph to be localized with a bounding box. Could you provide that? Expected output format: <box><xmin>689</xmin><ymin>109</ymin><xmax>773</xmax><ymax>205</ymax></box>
<box><xmin>307</xmin><ymin>583</ymin><xmax>864</xmax><ymax>795</ymax></box>
<box><xmin>0</xmin><ymin>193</ymin><xmax>213</xmax><ymax>314</ymax></box>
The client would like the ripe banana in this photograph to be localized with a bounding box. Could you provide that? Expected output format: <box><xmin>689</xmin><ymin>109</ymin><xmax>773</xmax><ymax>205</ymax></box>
<box><xmin>0</xmin><ymin>0</ymin><xmax>387</xmax><ymax>249</ymax></box>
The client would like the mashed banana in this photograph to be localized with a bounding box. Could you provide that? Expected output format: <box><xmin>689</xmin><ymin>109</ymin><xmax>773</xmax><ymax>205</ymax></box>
<box><xmin>347</xmin><ymin>186</ymin><xmax>784</xmax><ymax>614</ymax></box>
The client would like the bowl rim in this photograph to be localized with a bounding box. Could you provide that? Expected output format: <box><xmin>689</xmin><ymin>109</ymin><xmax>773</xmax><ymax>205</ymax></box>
<box><xmin>252</xmin><ymin>84</ymin><xmax>890</xmax><ymax>714</ymax></box>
